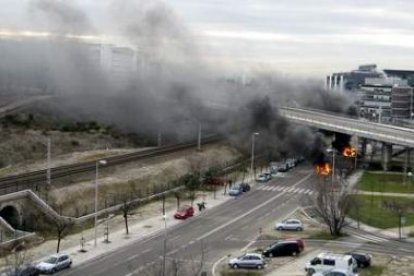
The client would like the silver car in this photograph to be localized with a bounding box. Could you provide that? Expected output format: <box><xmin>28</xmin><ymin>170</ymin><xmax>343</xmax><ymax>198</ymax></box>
<box><xmin>228</xmin><ymin>253</ymin><xmax>265</xmax><ymax>269</ymax></box>
<box><xmin>275</xmin><ymin>218</ymin><xmax>304</xmax><ymax>231</ymax></box>
<box><xmin>36</xmin><ymin>253</ymin><xmax>72</xmax><ymax>274</ymax></box>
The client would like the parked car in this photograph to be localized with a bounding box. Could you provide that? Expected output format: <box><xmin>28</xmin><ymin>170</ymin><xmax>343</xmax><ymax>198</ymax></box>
<box><xmin>203</xmin><ymin>177</ymin><xmax>225</xmax><ymax>186</ymax></box>
<box><xmin>228</xmin><ymin>184</ymin><xmax>243</xmax><ymax>196</ymax></box>
<box><xmin>345</xmin><ymin>252</ymin><xmax>371</xmax><ymax>268</ymax></box>
<box><xmin>36</xmin><ymin>254</ymin><xmax>72</xmax><ymax>274</ymax></box>
<box><xmin>271</xmin><ymin>171</ymin><xmax>286</xmax><ymax>178</ymax></box>
<box><xmin>262</xmin><ymin>239</ymin><xmax>304</xmax><ymax>257</ymax></box>
<box><xmin>305</xmin><ymin>253</ymin><xmax>357</xmax><ymax>276</ymax></box>
<box><xmin>274</xmin><ymin>218</ymin><xmax>304</xmax><ymax>231</ymax></box>
<box><xmin>285</xmin><ymin>158</ymin><xmax>296</xmax><ymax>169</ymax></box>
<box><xmin>256</xmin><ymin>173</ymin><xmax>271</xmax><ymax>182</ymax></box>
<box><xmin>313</xmin><ymin>268</ymin><xmax>358</xmax><ymax>276</ymax></box>
<box><xmin>271</xmin><ymin>161</ymin><xmax>289</xmax><ymax>172</ymax></box>
<box><xmin>228</xmin><ymin>253</ymin><xmax>265</xmax><ymax>269</ymax></box>
<box><xmin>2</xmin><ymin>265</ymin><xmax>40</xmax><ymax>276</ymax></box>
<box><xmin>270</xmin><ymin>162</ymin><xmax>281</xmax><ymax>172</ymax></box>
<box><xmin>174</xmin><ymin>205</ymin><xmax>194</xmax><ymax>219</ymax></box>
<box><xmin>238</xmin><ymin>182</ymin><xmax>251</xmax><ymax>192</ymax></box>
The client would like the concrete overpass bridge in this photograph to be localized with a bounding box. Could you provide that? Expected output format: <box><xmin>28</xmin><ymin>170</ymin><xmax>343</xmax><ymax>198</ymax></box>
<box><xmin>280</xmin><ymin>107</ymin><xmax>414</xmax><ymax>170</ymax></box>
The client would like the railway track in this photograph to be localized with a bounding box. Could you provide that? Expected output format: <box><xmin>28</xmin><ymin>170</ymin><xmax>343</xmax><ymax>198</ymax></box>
<box><xmin>0</xmin><ymin>136</ymin><xmax>222</xmax><ymax>194</ymax></box>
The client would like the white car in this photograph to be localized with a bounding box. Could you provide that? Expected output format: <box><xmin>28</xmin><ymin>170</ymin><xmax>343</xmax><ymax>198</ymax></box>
<box><xmin>36</xmin><ymin>253</ymin><xmax>72</xmax><ymax>274</ymax></box>
<box><xmin>305</xmin><ymin>253</ymin><xmax>357</xmax><ymax>276</ymax></box>
<box><xmin>275</xmin><ymin>218</ymin><xmax>303</xmax><ymax>231</ymax></box>
<box><xmin>256</xmin><ymin>173</ymin><xmax>271</xmax><ymax>182</ymax></box>
<box><xmin>313</xmin><ymin>268</ymin><xmax>358</xmax><ymax>276</ymax></box>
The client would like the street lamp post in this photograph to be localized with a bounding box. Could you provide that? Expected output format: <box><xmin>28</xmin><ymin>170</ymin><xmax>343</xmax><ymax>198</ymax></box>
<box><xmin>250</xmin><ymin>132</ymin><xmax>260</xmax><ymax>176</ymax></box>
<box><xmin>46</xmin><ymin>137</ymin><xmax>51</xmax><ymax>202</ymax></box>
<box><xmin>197</xmin><ymin>122</ymin><xmax>202</xmax><ymax>151</ymax></box>
<box><xmin>162</xmin><ymin>214</ymin><xmax>167</xmax><ymax>276</ymax></box>
<box><xmin>94</xmin><ymin>159</ymin><xmax>107</xmax><ymax>247</ymax></box>
<box><xmin>157</xmin><ymin>128</ymin><xmax>162</xmax><ymax>147</ymax></box>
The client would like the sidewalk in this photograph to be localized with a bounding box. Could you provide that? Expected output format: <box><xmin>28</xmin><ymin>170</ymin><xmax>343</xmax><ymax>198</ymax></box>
<box><xmin>356</xmin><ymin>190</ymin><xmax>414</xmax><ymax>198</ymax></box>
<box><xmin>346</xmin><ymin>218</ymin><xmax>414</xmax><ymax>241</ymax></box>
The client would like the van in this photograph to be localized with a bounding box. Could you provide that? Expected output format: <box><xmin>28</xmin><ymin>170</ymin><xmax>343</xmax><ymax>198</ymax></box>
<box><xmin>262</xmin><ymin>240</ymin><xmax>304</xmax><ymax>257</ymax></box>
<box><xmin>305</xmin><ymin>253</ymin><xmax>357</xmax><ymax>276</ymax></box>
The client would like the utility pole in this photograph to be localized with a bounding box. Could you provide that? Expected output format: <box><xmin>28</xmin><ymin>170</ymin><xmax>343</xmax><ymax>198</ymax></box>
<box><xmin>250</xmin><ymin>132</ymin><xmax>259</xmax><ymax>175</ymax></box>
<box><xmin>157</xmin><ymin>128</ymin><xmax>162</xmax><ymax>147</ymax></box>
<box><xmin>46</xmin><ymin>137</ymin><xmax>51</xmax><ymax>202</ymax></box>
<box><xmin>162</xmin><ymin>214</ymin><xmax>167</xmax><ymax>276</ymax></box>
<box><xmin>197</xmin><ymin>122</ymin><xmax>202</xmax><ymax>151</ymax></box>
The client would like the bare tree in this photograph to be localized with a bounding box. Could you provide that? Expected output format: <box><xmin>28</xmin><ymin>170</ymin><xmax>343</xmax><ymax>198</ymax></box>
<box><xmin>1</xmin><ymin>241</ymin><xmax>31</xmax><ymax>276</ymax></box>
<box><xmin>174</xmin><ymin>191</ymin><xmax>181</xmax><ymax>210</ymax></box>
<box><xmin>313</xmin><ymin>178</ymin><xmax>354</xmax><ymax>237</ymax></box>
<box><xmin>48</xmin><ymin>201</ymin><xmax>74</xmax><ymax>253</ymax></box>
<box><xmin>119</xmin><ymin>193</ymin><xmax>135</xmax><ymax>235</ymax></box>
<box><xmin>114</xmin><ymin>187</ymin><xmax>143</xmax><ymax>235</ymax></box>
<box><xmin>53</xmin><ymin>218</ymin><xmax>74</xmax><ymax>253</ymax></box>
<box><xmin>382</xmin><ymin>200</ymin><xmax>414</xmax><ymax>239</ymax></box>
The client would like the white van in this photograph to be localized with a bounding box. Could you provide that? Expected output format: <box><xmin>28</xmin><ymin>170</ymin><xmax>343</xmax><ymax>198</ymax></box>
<box><xmin>305</xmin><ymin>253</ymin><xmax>357</xmax><ymax>276</ymax></box>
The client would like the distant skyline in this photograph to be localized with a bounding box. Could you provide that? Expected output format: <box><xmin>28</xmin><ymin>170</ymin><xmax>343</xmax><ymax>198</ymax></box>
<box><xmin>1</xmin><ymin>0</ymin><xmax>414</xmax><ymax>77</ymax></box>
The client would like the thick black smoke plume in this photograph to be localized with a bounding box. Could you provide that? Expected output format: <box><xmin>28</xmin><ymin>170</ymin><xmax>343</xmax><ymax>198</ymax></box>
<box><xmin>0</xmin><ymin>0</ymin><xmax>357</xmax><ymax>159</ymax></box>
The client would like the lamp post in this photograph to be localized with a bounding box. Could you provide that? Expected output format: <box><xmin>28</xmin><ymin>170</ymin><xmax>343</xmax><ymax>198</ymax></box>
<box><xmin>326</xmin><ymin>148</ymin><xmax>335</xmax><ymax>187</ymax></box>
<box><xmin>94</xmin><ymin>159</ymin><xmax>107</xmax><ymax>247</ymax></box>
<box><xmin>46</xmin><ymin>137</ymin><xmax>51</xmax><ymax>202</ymax></box>
<box><xmin>197</xmin><ymin>122</ymin><xmax>202</xmax><ymax>151</ymax></box>
<box><xmin>157</xmin><ymin>128</ymin><xmax>162</xmax><ymax>147</ymax></box>
<box><xmin>250</xmin><ymin>132</ymin><xmax>260</xmax><ymax>176</ymax></box>
<box><xmin>162</xmin><ymin>214</ymin><xmax>167</xmax><ymax>276</ymax></box>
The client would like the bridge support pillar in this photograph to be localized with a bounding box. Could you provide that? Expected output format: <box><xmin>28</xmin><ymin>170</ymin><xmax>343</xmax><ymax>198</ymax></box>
<box><xmin>359</xmin><ymin>138</ymin><xmax>367</xmax><ymax>157</ymax></box>
<box><xmin>403</xmin><ymin>148</ymin><xmax>411</xmax><ymax>184</ymax></box>
<box><xmin>381</xmin><ymin>143</ymin><xmax>393</xmax><ymax>171</ymax></box>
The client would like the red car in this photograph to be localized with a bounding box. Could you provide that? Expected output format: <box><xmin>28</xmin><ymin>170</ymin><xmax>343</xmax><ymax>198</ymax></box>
<box><xmin>174</xmin><ymin>205</ymin><xmax>194</xmax><ymax>219</ymax></box>
<box><xmin>203</xmin><ymin>177</ymin><xmax>225</xmax><ymax>186</ymax></box>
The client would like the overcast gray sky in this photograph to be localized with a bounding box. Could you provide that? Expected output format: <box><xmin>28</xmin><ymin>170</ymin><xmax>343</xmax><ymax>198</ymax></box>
<box><xmin>1</xmin><ymin>0</ymin><xmax>414</xmax><ymax>77</ymax></box>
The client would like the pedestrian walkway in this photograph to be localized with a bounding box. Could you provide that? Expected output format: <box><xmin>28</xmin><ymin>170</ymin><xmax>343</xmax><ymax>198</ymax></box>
<box><xmin>346</xmin><ymin>217</ymin><xmax>414</xmax><ymax>241</ymax></box>
<box><xmin>355</xmin><ymin>190</ymin><xmax>414</xmax><ymax>198</ymax></box>
<box><xmin>256</xmin><ymin>185</ymin><xmax>314</xmax><ymax>195</ymax></box>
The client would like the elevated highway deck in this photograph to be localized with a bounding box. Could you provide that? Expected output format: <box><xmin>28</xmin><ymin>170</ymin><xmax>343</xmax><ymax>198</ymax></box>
<box><xmin>280</xmin><ymin>107</ymin><xmax>414</xmax><ymax>148</ymax></box>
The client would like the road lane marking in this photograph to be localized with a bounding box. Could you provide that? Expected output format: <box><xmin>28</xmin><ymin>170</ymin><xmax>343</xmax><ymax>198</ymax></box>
<box><xmin>167</xmin><ymin>248</ymin><xmax>179</xmax><ymax>255</ymax></box>
<box><xmin>196</xmin><ymin>173</ymin><xmax>313</xmax><ymax>241</ymax></box>
<box><xmin>212</xmin><ymin>255</ymin><xmax>228</xmax><ymax>276</ymax></box>
<box><xmin>168</xmin><ymin>235</ymin><xmax>181</xmax><ymax>242</ymax></box>
<box><xmin>240</xmin><ymin>239</ymin><xmax>256</xmax><ymax>252</ymax></box>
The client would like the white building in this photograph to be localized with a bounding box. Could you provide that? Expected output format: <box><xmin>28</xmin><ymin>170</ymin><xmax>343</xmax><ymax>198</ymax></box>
<box><xmin>85</xmin><ymin>43</ymin><xmax>137</xmax><ymax>87</ymax></box>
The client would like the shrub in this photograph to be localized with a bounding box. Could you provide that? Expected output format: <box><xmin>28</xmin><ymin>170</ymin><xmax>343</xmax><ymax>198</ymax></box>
<box><xmin>71</xmin><ymin>140</ymin><xmax>80</xmax><ymax>146</ymax></box>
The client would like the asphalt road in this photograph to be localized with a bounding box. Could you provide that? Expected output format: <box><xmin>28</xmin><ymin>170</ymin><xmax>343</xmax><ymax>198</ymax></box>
<box><xmin>59</xmin><ymin>166</ymin><xmax>315</xmax><ymax>276</ymax></box>
<box><xmin>57</xmin><ymin>165</ymin><xmax>414</xmax><ymax>276</ymax></box>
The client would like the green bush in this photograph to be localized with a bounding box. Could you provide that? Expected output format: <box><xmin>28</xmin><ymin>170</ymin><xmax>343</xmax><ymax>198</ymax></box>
<box><xmin>71</xmin><ymin>140</ymin><xmax>80</xmax><ymax>146</ymax></box>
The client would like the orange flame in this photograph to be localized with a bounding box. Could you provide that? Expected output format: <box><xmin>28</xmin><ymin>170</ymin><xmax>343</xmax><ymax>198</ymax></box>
<box><xmin>315</xmin><ymin>163</ymin><xmax>332</xmax><ymax>176</ymax></box>
<box><xmin>342</xmin><ymin>146</ymin><xmax>357</xmax><ymax>157</ymax></box>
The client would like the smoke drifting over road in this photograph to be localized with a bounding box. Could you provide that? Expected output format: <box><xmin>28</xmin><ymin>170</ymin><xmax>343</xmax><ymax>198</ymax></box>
<box><xmin>0</xmin><ymin>0</ymin><xmax>355</xmax><ymax>159</ymax></box>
